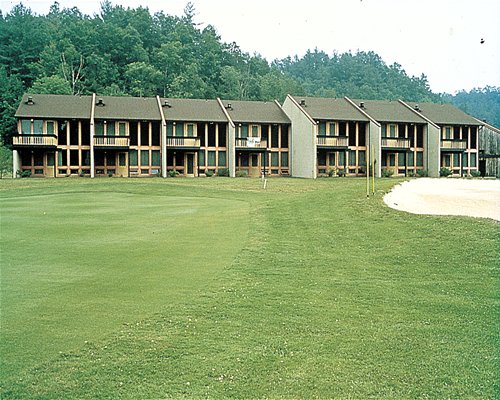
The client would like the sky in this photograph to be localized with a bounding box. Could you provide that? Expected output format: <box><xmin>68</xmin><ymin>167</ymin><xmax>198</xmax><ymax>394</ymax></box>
<box><xmin>1</xmin><ymin>0</ymin><xmax>499</xmax><ymax>94</ymax></box>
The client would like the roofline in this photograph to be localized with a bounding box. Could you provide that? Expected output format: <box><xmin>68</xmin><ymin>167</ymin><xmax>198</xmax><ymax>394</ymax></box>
<box><xmin>286</xmin><ymin>95</ymin><xmax>317</xmax><ymax>125</ymax></box>
<box><xmin>473</xmin><ymin>117</ymin><xmax>496</xmax><ymax>132</ymax></box>
<box><xmin>344</xmin><ymin>97</ymin><xmax>381</xmax><ymax>127</ymax></box>
<box><xmin>156</xmin><ymin>95</ymin><xmax>166</xmax><ymax>124</ymax></box>
<box><xmin>398</xmin><ymin>100</ymin><xmax>440</xmax><ymax>129</ymax></box>
<box><xmin>217</xmin><ymin>97</ymin><xmax>235</xmax><ymax>128</ymax></box>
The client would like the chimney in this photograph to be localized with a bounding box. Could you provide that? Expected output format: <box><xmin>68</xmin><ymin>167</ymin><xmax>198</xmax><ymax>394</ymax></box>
<box><xmin>96</xmin><ymin>98</ymin><xmax>105</xmax><ymax>106</ymax></box>
<box><xmin>414</xmin><ymin>104</ymin><xmax>420</xmax><ymax>111</ymax></box>
<box><xmin>359</xmin><ymin>102</ymin><xmax>365</xmax><ymax>109</ymax></box>
<box><xmin>163</xmin><ymin>100</ymin><xmax>172</xmax><ymax>108</ymax></box>
<box><xmin>225</xmin><ymin>103</ymin><xmax>232</xmax><ymax>110</ymax></box>
<box><xmin>26</xmin><ymin>96</ymin><xmax>34</xmax><ymax>105</ymax></box>
<box><xmin>300</xmin><ymin>99</ymin><xmax>306</xmax><ymax>106</ymax></box>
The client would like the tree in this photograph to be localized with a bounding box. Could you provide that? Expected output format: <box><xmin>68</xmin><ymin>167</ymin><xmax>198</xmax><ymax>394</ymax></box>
<box><xmin>0</xmin><ymin>143</ymin><xmax>12</xmax><ymax>178</ymax></box>
<box><xmin>30</xmin><ymin>75</ymin><xmax>72</xmax><ymax>94</ymax></box>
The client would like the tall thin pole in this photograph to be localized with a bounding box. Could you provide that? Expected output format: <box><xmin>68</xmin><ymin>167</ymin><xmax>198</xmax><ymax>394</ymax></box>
<box><xmin>371</xmin><ymin>144</ymin><xmax>375</xmax><ymax>195</ymax></box>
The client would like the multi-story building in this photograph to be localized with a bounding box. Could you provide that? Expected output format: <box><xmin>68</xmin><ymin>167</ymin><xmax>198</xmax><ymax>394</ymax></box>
<box><xmin>12</xmin><ymin>93</ymin><xmax>491</xmax><ymax>178</ymax></box>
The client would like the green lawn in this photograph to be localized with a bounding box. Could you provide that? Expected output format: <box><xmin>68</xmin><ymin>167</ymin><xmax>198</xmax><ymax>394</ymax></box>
<box><xmin>0</xmin><ymin>177</ymin><xmax>498</xmax><ymax>399</ymax></box>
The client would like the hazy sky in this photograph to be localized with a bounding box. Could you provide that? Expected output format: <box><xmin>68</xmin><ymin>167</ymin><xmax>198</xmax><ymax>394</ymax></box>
<box><xmin>1</xmin><ymin>0</ymin><xmax>499</xmax><ymax>94</ymax></box>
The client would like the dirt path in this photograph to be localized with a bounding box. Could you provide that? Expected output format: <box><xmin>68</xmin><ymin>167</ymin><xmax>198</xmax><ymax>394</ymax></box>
<box><xmin>384</xmin><ymin>178</ymin><xmax>500</xmax><ymax>221</ymax></box>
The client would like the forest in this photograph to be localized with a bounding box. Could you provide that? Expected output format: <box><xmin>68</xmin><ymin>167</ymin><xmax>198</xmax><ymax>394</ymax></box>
<box><xmin>0</xmin><ymin>1</ymin><xmax>499</xmax><ymax>145</ymax></box>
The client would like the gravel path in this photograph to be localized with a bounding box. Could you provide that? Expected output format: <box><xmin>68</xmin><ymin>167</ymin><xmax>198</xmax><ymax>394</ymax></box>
<box><xmin>384</xmin><ymin>178</ymin><xmax>500</xmax><ymax>221</ymax></box>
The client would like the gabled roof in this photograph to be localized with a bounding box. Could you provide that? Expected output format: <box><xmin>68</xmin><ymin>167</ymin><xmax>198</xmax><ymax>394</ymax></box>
<box><xmin>15</xmin><ymin>94</ymin><xmax>93</xmax><ymax>119</ymax></box>
<box><xmin>160</xmin><ymin>98</ymin><xmax>228</xmax><ymax>122</ymax></box>
<box><xmin>406</xmin><ymin>102</ymin><xmax>483</xmax><ymax>126</ymax></box>
<box><xmin>291</xmin><ymin>96</ymin><xmax>369</xmax><ymax>122</ymax></box>
<box><xmin>94</xmin><ymin>96</ymin><xmax>161</xmax><ymax>121</ymax></box>
<box><xmin>351</xmin><ymin>99</ymin><xmax>427</xmax><ymax>124</ymax></box>
<box><xmin>221</xmin><ymin>100</ymin><xmax>290</xmax><ymax>124</ymax></box>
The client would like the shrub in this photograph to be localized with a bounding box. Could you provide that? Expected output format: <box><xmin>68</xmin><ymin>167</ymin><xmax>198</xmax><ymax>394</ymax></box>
<box><xmin>235</xmin><ymin>170</ymin><xmax>248</xmax><ymax>178</ymax></box>
<box><xmin>416</xmin><ymin>169</ymin><xmax>428</xmax><ymax>177</ymax></box>
<box><xmin>439</xmin><ymin>167</ymin><xmax>452</xmax><ymax>177</ymax></box>
<box><xmin>381</xmin><ymin>168</ymin><xmax>394</xmax><ymax>178</ymax></box>
<box><xmin>327</xmin><ymin>168</ymin><xmax>336</xmax><ymax>177</ymax></box>
<box><xmin>470</xmin><ymin>170</ymin><xmax>481</xmax><ymax>178</ymax></box>
<box><xmin>217</xmin><ymin>168</ymin><xmax>229</xmax><ymax>177</ymax></box>
<box><xmin>205</xmin><ymin>169</ymin><xmax>214</xmax><ymax>177</ymax></box>
<box><xmin>336</xmin><ymin>168</ymin><xmax>346</xmax><ymax>177</ymax></box>
<box><xmin>168</xmin><ymin>170</ymin><xmax>179</xmax><ymax>178</ymax></box>
<box><xmin>21</xmin><ymin>170</ymin><xmax>31</xmax><ymax>178</ymax></box>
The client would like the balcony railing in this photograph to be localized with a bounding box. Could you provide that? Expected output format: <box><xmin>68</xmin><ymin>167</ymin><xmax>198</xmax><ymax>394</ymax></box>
<box><xmin>381</xmin><ymin>137</ymin><xmax>411</xmax><ymax>149</ymax></box>
<box><xmin>166</xmin><ymin>136</ymin><xmax>200</xmax><ymax>148</ymax></box>
<box><xmin>316</xmin><ymin>135</ymin><xmax>349</xmax><ymax>148</ymax></box>
<box><xmin>94</xmin><ymin>136</ymin><xmax>129</xmax><ymax>147</ymax></box>
<box><xmin>235</xmin><ymin>137</ymin><xmax>268</xmax><ymax>149</ymax></box>
<box><xmin>13</xmin><ymin>134</ymin><xmax>57</xmax><ymax>147</ymax></box>
<box><xmin>441</xmin><ymin>139</ymin><xmax>467</xmax><ymax>150</ymax></box>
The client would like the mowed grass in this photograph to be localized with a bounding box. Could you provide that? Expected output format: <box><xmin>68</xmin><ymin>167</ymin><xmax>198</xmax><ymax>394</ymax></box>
<box><xmin>0</xmin><ymin>177</ymin><xmax>498</xmax><ymax>399</ymax></box>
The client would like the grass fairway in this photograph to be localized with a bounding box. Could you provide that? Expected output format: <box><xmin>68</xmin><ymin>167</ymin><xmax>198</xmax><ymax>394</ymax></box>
<box><xmin>0</xmin><ymin>178</ymin><xmax>498</xmax><ymax>399</ymax></box>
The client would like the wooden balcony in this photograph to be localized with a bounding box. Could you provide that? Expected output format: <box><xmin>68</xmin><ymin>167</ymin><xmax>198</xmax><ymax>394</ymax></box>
<box><xmin>441</xmin><ymin>139</ymin><xmax>467</xmax><ymax>151</ymax></box>
<box><xmin>166</xmin><ymin>136</ymin><xmax>200</xmax><ymax>148</ymax></box>
<box><xmin>94</xmin><ymin>136</ymin><xmax>129</xmax><ymax>148</ymax></box>
<box><xmin>316</xmin><ymin>135</ymin><xmax>348</xmax><ymax>148</ymax></box>
<box><xmin>13</xmin><ymin>134</ymin><xmax>57</xmax><ymax>147</ymax></box>
<box><xmin>235</xmin><ymin>137</ymin><xmax>268</xmax><ymax>150</ymax></box>
<box><xmin>381</xmin><ymin>137</ymin><xmax>411</xmax><ymax>149</ymax></box>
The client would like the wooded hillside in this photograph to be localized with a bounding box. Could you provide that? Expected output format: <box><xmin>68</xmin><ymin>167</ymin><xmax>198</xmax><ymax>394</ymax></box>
<box><xmin>1</xmin><ymin>1</ymin><xmax>498</xmax><ymax>143</ymax></box>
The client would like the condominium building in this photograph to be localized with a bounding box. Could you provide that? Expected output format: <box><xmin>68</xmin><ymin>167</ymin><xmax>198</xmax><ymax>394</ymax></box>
<box><xmin>12</xmin><ymin>93</ymin><xmax>488</xmax><ymax>178</ymax></box>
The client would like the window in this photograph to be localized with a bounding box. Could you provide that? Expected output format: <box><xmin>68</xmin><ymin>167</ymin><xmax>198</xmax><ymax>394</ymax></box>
<box><xmin>416</xmin><ymin>126</ymin><xmax>424</xmax><ymax>147</ymax></box>
<box><xmin>33</xmin><ymin>120</ymin><xmax>43</xmax><ymax>134</ymax></box>
<box><xmin>81</xmin><ymin>121</ymin><xmax>90</xmax><ymax>145</ymax></box>
<box><xmin>129</xmin><ymin>150</ymin><xmax>138</xmax><ymax>166</ymax></box>
<box><xmin>348</xmin><ymin>123</ymin><xmax>356</xmax><ymax>146</ymax></box>
<box><xmin>107</xmin><ymin>154</ymin><xmax>115</xmax><ymax>166</ymax></box>
<box><xmin>95</xmin><ymin>122</ymin><xmax>104</xmax><ymax>136</ymax></box>
<box><xmin>349</xmin><ymin>150</ymin><xmax>356</xmax><ymax>166</ymax></box>
<box><xmin>381</xmin><ymin>124</ymin><xmax>387</xmax><ymax>136</ymax></box>
<box><xmin>462</xmin><ymin>153</ymin><xmax>468</xmax><ymax>167</ymax></box>
<box><xmin>444</xmin><ymin>126</ymin><xmax>451</xmax><ymax>139</ymax></box>
<box><xmin>82</xmin><ymin>151</ymin><xmax>91</xmax><ymax>166</ymax></box>
<box><xmin>398</xmin><ymin>153</ymin><xmax>405</xmax><ymax>167</ymax></box>
<box><xmin>359</xmin><ymin>151</ymin><xmax>366</xmax><ymax>167</ymax></box>
<box><xmin>318</xmin><ymin>121</ymin><xmax>326</xmax><ymax>135</ymax></box>
<box><xmin>70</xmin><ymin>123</ymin><xmax>79</xmax><ymax>145</ymax></box>
<box><xmin>251</xmin><ymin>125</ymin><xmax>259</xmax><ymax>137</ymax></box>
<box><xmin>408</xmin><ymin>152</ymin><xmax>414</xmax><ymax>166</ymax></box>
<box><xmin>470</xmin><ymin>127</ymin><xmax>477</xmax><ymax>149</ymax></box>
<box><xmin>118</xmin><ymin>122</ymin><xmax>126</xmax><ymax>136</ymax></box>
<box><xmin>152</xmin><ymin>122</ymin><xmax>160</xmax><ymax>146</ymax></box>
<box><xmin>329</xmin><ymin>123</ymin><xmax>336</xmax><ymax>136</ymax></box>
<box><xmin>416</xmin><ymin>152</ymin><xmax>423</xmax><ymax>167</ymax></box>
<box><xmin>318</xmin><ymin>152</ymin><xmax>326</xmax><ymax>166</ymax></box>
<box><xmin>218</xmin><ymin>126</ymin><xmax>227</xmax><ymax>147</ymax></box>
<box><xmin>21</xmin><ymin>119</ymin><xmax>31</xmax><ymax>134</ymax></box>
<box><xmin>271</xmin><ymin>152</ymin><xmax>279</xmax><ymax>167</ymax></box>
<box><xmin>281</xmin><ymin>129</ymin><xmax>289</xmax><ymax>148</ymax></box>
<box><xmin>47</xmin><ymin>152</ymin><xmax>55</xmax><ymax>166</ymax></box>
<box><xmin>281</xmin><ymin>152</ymin><xmax>289</xmax><ymax>167</ymax></box>
<box><xmin>453</xmin><ymin>126</ymin><xmax>460</xmax><ymax>139</ymax></box>
<box><xmin>338</xmin><ymin>151</ymin><xmax>345</xmax><ymax>166</ymax></box>
<box><xmin>152</xmin><ymin>150</ymin><xmax>161</xmax><ymax>166</ymax></box>
<box><xmin>271</xmin><ymin>130</ymin><xmax>279</xmax><ymax>148</ymax></box>
<box><xmin>46</xmin><ymin>121</ymin><xmax>55</xmax><ymax>135</ymax></box>
<box><xmin>240</xmin><ymin>124</ymin><xmax>248</xmax><ymax>138</ymax></box>
<box><xmin>166</xmin><ymin>123</ymin><xmax>174</xmax><ymax>136</ymax></box>
<box><xmin>34</xmin><ymin>152</ymin><xmax>44</xmax><ymax>166</ymax></box>
<box><xmin>453</xmin><ymin>154</ymin><xmax>460</xmax><ymax>167</ymax></box>
<box><xmin>208</xmin><ymin>151</ymin><xmax>216</xmax><ymax>166</ymax></box>
<box><xmin>119</xmin><ymin>153</ymin><xmax>126</xmax><ymax>167</ymax></box>
<box><xmin>208</xmin><ymin>124</ymin><xmax>216</xmax><ymax>146</ymax></box>
<box><xmin>470</xmin><ymin>153</ymin><xmax>477</xmax><ymax>167</ymax></box>
<box><xmin>198</xmin><ymin>151</ymin><xmax>205</xmax><ymax>167</ymax></box>
<box><xmin>358</xmin><ymin>123</ymin><xmax>366</xmax><ymax>146</ymax></box>
<box><xmin>130</xmin><ymin>122</ymin><xmax>138</xmax><ymax>145</ymax></box>
<box><xmin>398</xmin><ymin>124</ymin><xmax>406</xmax><ymax>138</ymax></box>
<box><xmin>329</xmin><ymin>152</ymin><xmax>336</xmax><ymax>166</ymax></box>
<box><xmin>389</xmin><ymin>125</ymin><xmax>396</xmax><ymax>138</ymax></box>
<box><xmin>218</xmin><ymin>151</ymin><xmax>226</xmax><ymax>167</ymax></box>
<box><xmin>140</xmin><ymin>122</ymin><xmax>149</xmax><ymax>145</ymax></box>
<box><xmin>141</xmin><ymin>150</ymin><xmax>149</xmax><ymax>166</ymax></box>
<box><xmin>389</xmin><ymin>154</ymin><xmax>396</xmax><ymax>166</ymax></box>
<box><xmin>240</xmin><ymin>153</ymin><xmax>249</xmax><ymax>167</ymax></box>
<box><xmin>70</xmin><ymin>150</ymin><xmax>79</xmax><ymax>166</ymax></box>
<box><xmin>187</xmin><ymin>124</ymin><xmax>195</xmax><ymax>137</ymax></box>
<box><xmin>107</xmin><ymin>122</ymin><xmax>115</xmax><ymax>136</ymax></box>
<box><xmin>58</xmin><ymin>151</ymin><xmax>67</xmax><ymax>166</ymax></box>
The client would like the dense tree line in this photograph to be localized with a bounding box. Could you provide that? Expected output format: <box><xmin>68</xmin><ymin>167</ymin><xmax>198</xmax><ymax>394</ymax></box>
<box><xmin>0</xmin><ymin>1</ymin><xmax>496</xmax><ymax>144</ymax></box>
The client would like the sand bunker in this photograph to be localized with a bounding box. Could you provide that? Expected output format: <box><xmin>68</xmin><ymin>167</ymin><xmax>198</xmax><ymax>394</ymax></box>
<box><xmin>384</xmin><ymin>178</ymin><xmax>500</xmax><ymax>221</ymax></box>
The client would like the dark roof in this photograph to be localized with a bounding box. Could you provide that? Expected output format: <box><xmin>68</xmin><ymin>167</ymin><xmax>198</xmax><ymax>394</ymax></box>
<box><xmin>15</xmin><ymin>94</ymin><xmax>92</xmax><ymax>119</ymax></box>
<box><xmin>291</xmin><ymin>96</ymin><xmax>369</xmax><ymax>122</ymax></box>
<box><xmin>406</xmin><ymin>102</ymin><xmax>483</xmax><ymax>126</ymax></box>
<box><xmin>160</xmin><ymin>98</ymin><xmax>227</xmax><ymax>122</ymax></box>
<box><xmin>94</xmin><ymin>96</ymin><xmax>161</xmax><ymax>121</ymax></box>
<box><xmin>221</xmin><ymin>100</ymin><xmax>290</xmax><ymax>124</ymax></box>
<box><xmin>352</xmin><ymin>99</ymin><xmax>426</xmax><ymax>124</ymax></box>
